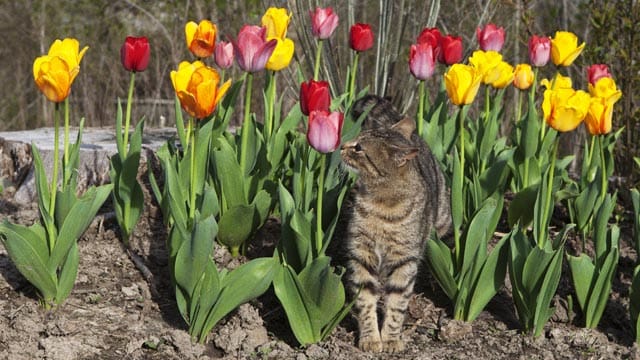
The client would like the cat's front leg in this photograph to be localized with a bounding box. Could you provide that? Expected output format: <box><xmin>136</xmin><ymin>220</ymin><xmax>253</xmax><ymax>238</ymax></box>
<box><xmin>355</xmin><ymin>290</ymin><xmax>383</xmax><ymax>352</ymax></box>
<box><xmin>380</xmin><ymin>258</ymin><xmax>417</xmax><ymax>353</ymax></box>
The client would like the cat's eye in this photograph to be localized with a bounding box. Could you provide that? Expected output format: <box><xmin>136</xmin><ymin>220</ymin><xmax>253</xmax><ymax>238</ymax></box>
<box><xmin>354</xmin><ymin>143</ymin><xmax>363</xmax><ymax>152</ymax></box>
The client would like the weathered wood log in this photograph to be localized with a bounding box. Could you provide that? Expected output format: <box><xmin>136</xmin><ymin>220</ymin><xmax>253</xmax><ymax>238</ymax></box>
<box><xmin>0</xmin><ymin>127</ymin><xmax>176</xmax><ymax>204</ymax></box>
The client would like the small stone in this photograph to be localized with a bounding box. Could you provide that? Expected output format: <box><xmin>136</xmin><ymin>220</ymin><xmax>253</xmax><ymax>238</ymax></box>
<box><xmin>438</xmin><ymin>319</ymin><xmax>472</xmax><ymax>343</ymax></box>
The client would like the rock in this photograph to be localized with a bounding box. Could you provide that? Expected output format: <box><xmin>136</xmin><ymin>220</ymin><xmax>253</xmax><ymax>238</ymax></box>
<box><xmin>438</xmin><ymin>319</ymin><xmax>472</xmax><ymax>343</ymax></box>
<box><xmin>213</xmin><ymin>303</ymin><xmax>270</xmax><ymax>355</ymax></box>
<box><xmin>0</xmin><ymin>127</ymin><xmax>176</xmax><ymax>204</ymax></box>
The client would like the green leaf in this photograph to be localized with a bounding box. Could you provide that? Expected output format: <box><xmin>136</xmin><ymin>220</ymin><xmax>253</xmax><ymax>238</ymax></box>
<box><xmin>174</xmin><ymin>216</ymin><xmax>217</xmax><ymax>300</ymax></box>
<box><xmin>451</xmin><ymin>147</ymin><xmax>463</xmax><ymax>232</ymax></box>
<box><xmin>115</xmin><ymin>99</ymin><xmax>125</xmax><ymax>159</ymax></box>
<box><xmin>567</xmin><ymin>254</ymin><xmax>595</xmax><ymax>313</ymax></box>
<box><xmin>424</xmin><ymin>238</ymin><xmax>457</xmax><ymax>300</ymax></box>
<box><xmin>466</xmin><ymin>232</ymin><xmax>509</xmax><ymax>321</ymax></box>
<box><xmin>461</xmin><ymin>198</ymin><xmax>497</xmax><ymax>277</ymax></box>
<box><xmin>574</xmin><ymin>180</ymin><xmax>599</xmax><ymax>231</ymax></box>
<box><xmin>532</xmin><ymin>241</ymin><xmax>565</xmax><ymax>337</ymax></box>
<box><xmin>211</xmin><ymin>136</ymin><xmax>247</xmax><ymax>207</ymax></box>
<box><xmin>629</xmin><ymin>265</ymin><xmax>640</xmax><ymax>341</ymax></box>
<box><xmin>273</xmin><ymin>264</ymin><xmax>316</xmax><ymax>345</ymax></box>
<box><xmin>508</xmin><ymin>184</ymin><xmax>539</xmax><ymax>228</ymax></box>
<box><xmin>298</xmin><ymin>256</ymin><xmax>345</xmax><ymax>334</ymax></box>
<box><xmin>56</xmin><ymin>241</ymin><xmax>79</xmax><ymax>304</ymax></box>
<box><xmin>0</xmin><ymin>222</ymin><xmax>57</xmax><ymax>301</ymax></box>
<box><xmin>189</xmin><ymin>261</ymin><xmax>221</xmax><ymax>341</ymax></box>
<box><xmin>217</xmin><ymin>204</ymin><xmax>258</xmax><ymax>249</ymax></box>
<box><xmin>584</xmin><ymin>246</ymin><xmax>618</xmax><ymax>328</ymax></box>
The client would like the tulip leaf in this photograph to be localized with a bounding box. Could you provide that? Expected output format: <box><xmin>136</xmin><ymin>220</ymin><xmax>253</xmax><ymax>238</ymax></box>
<box><xmin>273</xmin><ymin>263</ymin><xmax>317</xmax><ymax>345</ymax></box>
<box><xmin>629</xmin><ymin>265</ymin><xmax>640</xmax><ymax>341</ymax></box>
<box><xmin>56</xmin><ymin>241</ymin><xmax>79</xmax><ymax>304</ymax></box>
<box><xmin>567</xmin><ymin>253</ymin><xmax>595</xmax><ymax>313</ymax></box>
<box><xmin>424</xmin><ymin>238</ymin><xmax>457</xmax><ymax>300</ymax></box>
<box><xmin>212</xmin><ymin>136</ymin><xmax>247</xmax><ymax>207</ymax></box>
<box><xmin>508</xmin><ymin>184</ymin><xmax>539</xmax><ymax>228</ymax></box>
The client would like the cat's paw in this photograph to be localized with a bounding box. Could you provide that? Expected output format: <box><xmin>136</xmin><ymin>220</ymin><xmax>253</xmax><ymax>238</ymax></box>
<box><xmin>358</xmin><ymin>338</ymin><xmax>383</xmax><ymax>353</ymax></box>
<box><xmin>383</xmin><ymin>339</ymin><xmax>405</xmax><ymax>353</ymax></box>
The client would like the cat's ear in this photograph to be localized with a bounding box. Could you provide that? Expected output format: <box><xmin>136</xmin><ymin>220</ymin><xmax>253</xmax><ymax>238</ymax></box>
<box><xmin>391</xmin><ymin>118</ymin><xmax>415</xmax><ymax>140</ymax></box>
<box><xmin>396</xmin><ymin>146</ymin><xmax>419</xmax><ymax>166</ymax></box>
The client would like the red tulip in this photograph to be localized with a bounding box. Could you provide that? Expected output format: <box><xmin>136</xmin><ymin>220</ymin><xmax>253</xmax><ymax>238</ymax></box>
<box><xmin>234</xmin><ymin>25</ymin><xmax>277</xmax><ymax>73</ymax></box>
<box><xmin>417</xmin><ymin>27</ymin><xmax>442</xmax><ymax>48</ymax></box>
<box><xmin>310</xmin><ymin>7</ymin><xmax>339</xmax><ymax>40</ymax></box>
<box><xmin>120</xmin><ymin>36</ymin><xmax>150</xmax><ymax>72</ymax></box>
<box><xmin>300</xmin><ymin>79</ymin><xmax>331</xmax><ymax>116</ymax></box>
<box><xmin>587</xmin><ymin>64</ymin><xmax>612</xmax><ymax>86</ymax></box>
<box><xmin>528</xmin><ymin>35</ymin><xmax>551</xmax><ymax>67</ymax></box>
<box><xmin>438</xmin><ymin>35</ymin><xmax>463</xmax><ymax>65</ymax></box>
<box><xmin>214</xmin><ymin>41</ymin><xmax>234</xmax><ymax>69</ymax></box>
<box><xmin>409</xmin><ymin>42</ymin><xmax>436</xmax><ymax>80</ymax></box>
<box><xmin>350</xmin><ymin>23</ymin><xmax>374</xmax><ymax>52</ymax></box>
<box><xmin>476</xmin><ymin>23</ymin><xmax>505</xmax><ymax>52</ymax></box>
<box><xmin>307</xmin><ymin>110</ymin><xmax>344</xmax><ymax>153</ymax></box>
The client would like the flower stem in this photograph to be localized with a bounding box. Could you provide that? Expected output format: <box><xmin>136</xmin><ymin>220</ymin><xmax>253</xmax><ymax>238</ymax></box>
<box><xmin>417</xmin><ymin>80</ymin><xmax>425</xmax><ymax>137</ymax></box>
<box><xmin>49</xmin><ymin>103</ymin><xmax>60</xmax><ymax>251</ymax></box>
<box><xmin>598</xmin><ymin>135</ymin><xmax>607</xmax><ymax>204</ymax></box>
<box><xmin>63</xmin><ymin>97</ymin><xmax>70</xmax><ymax>190</ymax></box>
<box><xmin>316</xmin><ymin>153</ymin><xmax>326</xmax><ymax>257</ymax></box>
<box><xmin>540</xmin><ymin>138</ymin><xmax>559</xmax><ymax>249</ymax></box>
<box><xmin>349</xmin><ymin>52</ymin><xmax>360</xmax><ymax>104</ymax></box>
<box><xmin>189</xmin><ymin>117</ymin><xmax>197</xmax><ymax>223</ymax></box>
<box><xmin>265</xmin><ymin>71</ymin><xmax>276</xmax><ymax>142</ymax></box>
<box><xmin>314</xmin><ymin>40</ymin><xmax>324</xmax><ymax>81</ymax></box>
<box><xmin>240</xmin><ymin>73</ymin><xmax>253</xmax><ymax>177</ymax></box>
<box><xmin>123</xmin><ymin>72</ymin><xmax>136</xmax><ymax>158</ymax></box>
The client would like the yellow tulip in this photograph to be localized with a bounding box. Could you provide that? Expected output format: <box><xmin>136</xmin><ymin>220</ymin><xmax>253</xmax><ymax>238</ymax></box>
<box><xmin>185</xmin><ymin>20</ymin><xmax>217</xmax><ymax>58</ymax></box>
<box><xmin>489</xmin><ymin>61</ymin><xmax>514</xmax><ymax>89</ymax></box>
<box><xmin>513</xmin><ymin>64</ymin><xmax>534</xmax><ymax>90</ymax></box>
<box><xmin>468</xmin><ymin>50</ymin><xmax>502</xmax><ymax>85</ymax></box>
<box><xmin>542</xmin><ymin>87</ymin><xmax>591</xmax><ymax>132</ymax></box>
<box><xmin>541</xmin><ymin>73</ymin><xmax>573</xmax><ymax>90</ymax></box>
<box><xmin>170</xmin><ymin>61</ymin><xmax>231</xmax><ymax>119</ymax></box>
<box><xmin>33</xmin><ymin>38</ymin><xmax>88</xmax><ymax>103</ymax></box>
<box><xmin>444</xmin><ymin>64</ymin><xmax>482</xmax><ymax>106</ymax></box>
<box><xmin>261</xmin><ymin>7</ymin><xmax>291</xmax><ymax>40</ymax></box>
<box><xmin>584</xmin><ymin>77</ymin><xmax>622</xmax><ymax>135</ymax></box>
<box><xmin>266</xmin><ymin>37</ymin><xmax>295</xmax><ymax>71</ymax></box>
<box><xmin>550</xmin><ymin>31</ymin><xmax>585</xmax><ymax>67</ymax></box>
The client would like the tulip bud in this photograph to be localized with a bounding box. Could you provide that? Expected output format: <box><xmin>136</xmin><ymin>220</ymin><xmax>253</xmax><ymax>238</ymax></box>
<box><xmin>214</xmin><ymin>41</ymin><xmax>234</xmax><ymax>69</ymax></box>
<box><xmin>513</xmin><ymin>63</ymin><xmax>534</xmax><ymax>90</ymax></box>
<box><xmin>120</xmin><ymin>36</ymin><xmax>150</xmax><ymax>72</ymax></box>
<box><xmin>307</xmin><ymin>110</ymin><xmax>344</xmax><ymax>153</ymax></box>
<box><xmin>587</xmin><ymin>64</ymin><xmax>612</xmax><ymax>86</ymax></box>
<box><xmin>550</xmin><ymin>31</ymin><xmax>585</xmax><ymax>67</ymax></box>
<box><xmin>409</xmin><ymin>42</ymin><xmax>436</xmax><ymax>80</ymax></box>
<box><xmin>528</xmin><ymin>35</ymin><xmax>550</xmax><ymax>67</ymax></box>
<box><xmin>350</xmin><ymin>23</ymin><xmax>374</xmax><ymax>52</ymax></box>
<box><xmin>438</xmin><ymin>35</ymin><xmax>463</xmax><ymax>65</ymax></box>
<box><xmin>310</xmin><ymin>7</ymin><xmax>339</xmax><ymax>39</ymax></box>
<box><xmin>476</xmin><ymin>23</ymin><xmax>505</xmax><ymax>52</ymax></box>
<box><xmin>300</xmin><ymin>79</ymin><xmax>331</xmax><ymax>116</ymax></box>
<box><xmin>185</xmin><ymin>20</ymin><xmax>217</xmax><ymax>58</ymax></box>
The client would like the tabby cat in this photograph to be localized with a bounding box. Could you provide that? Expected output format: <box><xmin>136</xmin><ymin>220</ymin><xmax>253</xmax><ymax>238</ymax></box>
<box><xmin>341</xmin><ymin>96</ymin><xmax>450</xmax><ymax>353</ymax></box>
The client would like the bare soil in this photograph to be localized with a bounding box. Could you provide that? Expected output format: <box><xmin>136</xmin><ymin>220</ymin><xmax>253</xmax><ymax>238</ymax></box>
<box><xmin>0</xmin><ymin>185</ymin><xmax>638</xmax><ymax>360</ymax></box>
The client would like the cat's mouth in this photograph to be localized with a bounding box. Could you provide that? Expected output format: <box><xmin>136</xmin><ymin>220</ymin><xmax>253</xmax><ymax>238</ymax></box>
<box><xmin>340</xmin><ymin>146</ymin><xmax>360</xmax><ymax>173</ymax></box>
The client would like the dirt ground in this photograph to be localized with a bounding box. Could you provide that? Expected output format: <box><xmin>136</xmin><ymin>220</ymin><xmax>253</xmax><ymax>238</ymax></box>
<box><xmin>1</xmin><ymin>181</ymin><xmax>639</xmax><ymax>360</ymax></box>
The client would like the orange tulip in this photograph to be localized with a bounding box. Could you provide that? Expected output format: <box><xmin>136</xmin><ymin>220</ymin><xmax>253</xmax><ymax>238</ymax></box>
<box><xmin>185</xmin><ymin>20</ymin><xmax>217</xmax><ymax>58</ymax></box>
<box><xmin>33</xmin><ymin>38</ymin><xmax>88</xmax><ymax>102</ymax></box>
<box><xmin>170</xmin><ymin>61</ymin><xmax>231</xmax><ymax>119</ymax></box>
<box><xmin>584</xmin><ymin>77</ymin><xmax>622</xmax><ymax>135</ymax></box>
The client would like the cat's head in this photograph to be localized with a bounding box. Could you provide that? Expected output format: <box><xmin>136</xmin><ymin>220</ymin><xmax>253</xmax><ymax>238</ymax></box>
<box><xmin>351</xmin><ymin>94</ymin><xmax>404</xmax><ymax>130</ymax></box>
<box><xmin>341</xmin><ymin>118</ymin><xmax>419</xmax><ymax>183</ymax></box>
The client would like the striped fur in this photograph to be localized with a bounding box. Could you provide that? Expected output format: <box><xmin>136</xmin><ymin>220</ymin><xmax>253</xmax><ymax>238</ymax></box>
<box><xmin>341</xmin><ymin>96</ymin><xmax>451</xmax><ymax>353</ymax></box>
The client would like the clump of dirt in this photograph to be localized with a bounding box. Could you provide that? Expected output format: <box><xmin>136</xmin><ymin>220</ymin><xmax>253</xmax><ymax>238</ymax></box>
<box><xmin>0</xmin><ymin>189</ymin><xmax>637</xmax><ymax>359</ymax></box>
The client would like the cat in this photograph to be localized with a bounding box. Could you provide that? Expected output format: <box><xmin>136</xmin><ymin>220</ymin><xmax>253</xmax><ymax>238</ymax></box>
<box><xmin>341</xmin><ymin>95</ymin><xmax>450</xmax><ymax>353</ymax></box>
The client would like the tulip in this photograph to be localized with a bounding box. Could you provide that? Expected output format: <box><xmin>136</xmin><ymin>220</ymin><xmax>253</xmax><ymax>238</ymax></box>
<box><xmin>585</xmin><ymin>78</ymin><xmax>622</xmax><ymax>135</ymax></box>
<box><xmin>587</xmin><ymin>64</ymin><xmax>612</xmax><ymax>86</ymax></box>
<box><xmin>476</xmin><ymin>23</ymin><xmax>505</xmax><ymax>52</ymax></box>
<box><xmin>541</xmin><ymin>73</ymin><xmax>573</xmax><ymax>90</ymax></box>
<box><xmin>262</xmin><ymin>7</ymin><xmax>291</xmax><ymax>40</ymax></box>
<box><xmin>307</xmin><ymin>110</ymin><xmax>344</xmax><ymax>153</ymax></box>
<box><xmin>438</xmin><ymin>35</ymin><xmax>463</xmax><ymax>65</ymax></box>
<box><xmin>444</xmin><ymin>64</ymin><xmax>482</xmax><ymax>106</ymax></box>
<box><xmin>185</xmin><ymin>20</ymin><xmax>217</xmax><ymax>58</ymax></box>
<box><xmin>310</xmin><ymin>7</ymin><xmax>339</xmax><ymax>39</ymax></box>
<box><xmin>214</xmin><ymin>41</ymin><xmax>234</xmax><ymax>69</ymax></box>
<box><xmin>468</xmin><ymin>50</ymin><xmax>503</xmax><ymax>84</ymax></box>
<box><xmin>120</xmin><ymin>36</ymin><xmax>150</xmax><ymax>72</ymax></box>
<box><xmin>528</xmin><ymin>35</ymin><xmax>551</xmax><ymax>67</ymax></box>
<box><xmin>409</xmin><ymin>42</ymin><xmax>437</xmax><ymax>80</ymax></box>
<box><xmin>550</xmin><ymin>31</ymin><xmax>585</xmax><ymax>67</ymax></box>
<box><xmin>513</xmin><ymin>63</ymin><xmax>534</xmax><ymax>90</ymax></box>
<box><xmin>542</xmin><ymin>86</ymin><xmax>591</xmax><ymax>132</ymax></box>
<box><xmin>300</xmin><ymin>79</ymin><xmax>331</xmax><ymax>116</ymax></box>
<box><xmin>266</xmin><ymin>37</ymin><xmax>295</xmax><ymax>71</ymax></box>
<box><xmin>417</xmin><ymin>27</ymin><xmax>442</xmax><ymax>49</ymax></box>
<box><xmin>350</xmin><ymin>23</ymin><xmax>374</xmax><ymax>52</ymax></box>
<box><xmin>234</xmin><ymin>25</ymin><xmax>277</xmax><ymax>73</ymax></box>
<box><xmin>170</xmin><ymin>61</ymin><xmax>231</xmax><ymax>119</ymax></box>
<box><xmin>489</xmin><ymin>61</ymin><xmax>514</xmax><ymax>89</ymax></box>
<box><xmin>33</xmin><ymin>38</ymin><xmax>88</xmax><ymax>103</ymax></box>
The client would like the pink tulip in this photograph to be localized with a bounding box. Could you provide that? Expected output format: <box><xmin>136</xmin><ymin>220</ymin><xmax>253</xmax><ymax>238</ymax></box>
<box><xmin>234</xmin><ymin>25</ymin><xmax>277</xmax><ymax>73</ymax></box>
<box><xmin>587</xmin><ymin>64</ymin><xmax>612</xmax><ymax>86</ymax></box>
<box><xmin>307</xmin><ymin>110</ymin><xmax>344</xmax><ymax>153</ymax></box>
<box><xmin>476</xmin><ymin>23</ymin><xmax>505</xmax><ymax>52</ymax></box>
<box><xmin>528</xmin><ymin>35</ymin><xmax>551</xmax><ymax>67</ymax></box>
<box><xmin>310</xmin><ymin>7</ymin><xmax>339</xmax><ymax>39</ymax></box>
<box><xmin>214</xmin><ymin>41</ymin><xmax>234</xmax><ymax>69</ymax></box>
<box><xmin>409</xmin><ymin>42</ymin><xmax>436</xmax><ymax>80</ymax></box>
